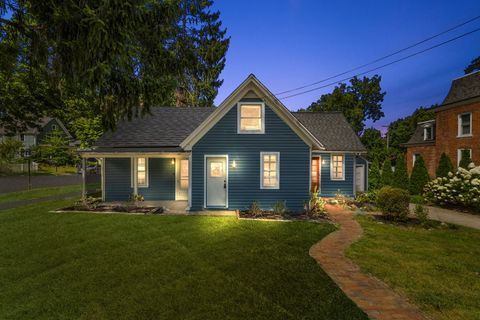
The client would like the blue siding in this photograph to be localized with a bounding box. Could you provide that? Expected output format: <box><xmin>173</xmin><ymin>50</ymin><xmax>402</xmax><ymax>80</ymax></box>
<box><xmin>104</xmin><ymin>158</ymin><xmax>132</xmax><ymax>201</ymax></box>
<box><xmin>104</xmin><ymin>157</ymin><xmax>175</xmax><ymax>201</ymax></box>
<box><xmin>316</xmin><ymin>153</ymin><xmax>355</xmax><ymax>197</ymax></box>
<box><xmin>138</xmin><ymin>158</ymin><xmax>175</xmax><ymax>200</ymax></box>
<box><xmin>191</xmin><ymin>100</ymin><xmax>310</xmax><ymax>212</ymax></box>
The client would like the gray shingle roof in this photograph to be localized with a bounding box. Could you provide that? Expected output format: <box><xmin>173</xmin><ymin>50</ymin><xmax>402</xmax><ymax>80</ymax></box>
<box><xmin>402</xmin><ymin>120</ymin><xmax>436</xmax><ymax>146</ymax></box>
<box><xmin>292</xmin><ymin>112</ymin><xmax>366</xmax><ymax>152</ymax></box>
<box><xmin>441</xmin><ymin>71</ymin><xmax>480</xmax><ymax>105</ymax></box>
<box><xmin>94</xmin><ymin>107</ymin><xmax>215</xmax><ymax>148</ymax></box>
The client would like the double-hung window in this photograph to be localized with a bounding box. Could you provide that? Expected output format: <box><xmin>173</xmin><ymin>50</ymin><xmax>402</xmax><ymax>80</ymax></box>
<box><xmin>457</xmin><ymin>149</ymin><xmax>472</xmax><ymax>166</ymax></box>
<box><xmin>331</xmin><ymin>154</ymin><xmax>345</xmax><ymax>180</ymax></box>
<box><xmin>261</xmin><ymin>152</ymin><xmax>279</xmax><ymax>189</ymax></box>
<box><xmin>238</xmin><ymin>103</ymin><xmax>264</xmax><ymax>133</ymax></box>
<box><xmin>423</xmin><ymin>126</ymin><xmax>434</xmax><ymax>140</ymax></box>
<box><xmin>458</xmin><ymin>113</ymin><xmax>472</xmax><ymax>137</ymax></box>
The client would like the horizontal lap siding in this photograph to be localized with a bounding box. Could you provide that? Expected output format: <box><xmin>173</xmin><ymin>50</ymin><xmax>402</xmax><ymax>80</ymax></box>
<box><xmin>191</xmin><ymin>101</ymin><xmax>310</xmax><ymax>212</ymax></box>
<box><xmin>105</xmin><ymin>158</ymin><xmax>132</xmax><ymax>201</ymax></box>
<box><xmin>138</xmin><ymin>158</ymin><xmax>175</xmax><ymax>201</ymax></box>
<box><xmin>317</xmin><ymin>153</ymin><xmax>354</xmax><ymax>197</ymax></box>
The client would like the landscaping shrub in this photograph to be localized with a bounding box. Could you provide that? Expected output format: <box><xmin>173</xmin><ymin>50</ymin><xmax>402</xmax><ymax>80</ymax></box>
<box><xmin>381</xmin><ymin>159</ymin><xmax>393</xmax><ymax>186</ymax></box>
<box><xmin>459</xmin><ymin>150</ymin><xmax>473</xmax><ymax>169</ymax></box>
<box><xmin>424</xmin><ymin>165</ymin><xmax>480</xmax><ymax>210</ymax></box>
<box><xmin>410</xmin><ymin>194</ymin><xmax>425</xmax><ymax>204</ymax></box>
<box><xmin>248</xmin><ymin>201</ymin><xmax>262</xmax><ymax>217</ymax></box>
<box><xmin>376</xmin><ymin>186</ymin><xmax>410</xmax><ymax>221</ymax></box>
<box><xmin>414</xmin><ymin>203</ymin><xmax>429</xmax><ymax>226</ymax></box>
<box><xmin>409</xmin><ymin>155</ymin><xmax>430</xmax><ymax>195</ymax></box>
<box><xmin>272</xmin><ymin>200</ymin><xmax>288</xmax><ymax>216</ymax></box>
<box><xmin>436</xmin><ymin>152</ymin><xmax>453</xmax><ymax>178</ymax></box>
<box><xmin>355</xmin><ymin>191</ymin><xmax>378</xmax><ymax>204</ymax></box>
<box><xmin>368</xmin><ymin>159</ymin><xmax>382</xmax><ymax>190</ymax></box>
<box><xmin>392</xmin><ymin>155</ymin><xmax>409</xmax><ymax>189</ymax></box>
<box><xmin>304</xmin><ymin>192</ymin><xmax>326</xmax><ymax>217</ymax></box>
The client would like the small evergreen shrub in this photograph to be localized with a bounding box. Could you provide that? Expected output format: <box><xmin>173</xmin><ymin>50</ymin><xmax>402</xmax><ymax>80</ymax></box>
<box><xmin>459</xmin><ymin>150</ymin><xmax>473</xmax><ymax>169</ymax></box>
<box><xmin>381</xmin><ymin>159</ymin><xmax>393</xmax><ymax>186</ymax></box>
<box><xmin>409</xmin><ymin>155</ymin><xmax>430</xmax><ymax>195</ymax></box>
<box><xmin>414</xmin><ymin>204</ymin><xmax>429</xmax><ymax>226</ymax></box>
<box><xmin>355</xmin><ymin>191</ymin><xmax>378</xmax><ymax>204</ymax></box>
<box><xmin>436</xmin><ymin>152</ymin><xmax>453</xmax><ymax>178</ymax></box>
<box><xmin>376</xmin><ymin>186</ymin><xmax>410</xmax><ymax>221</ymax></box>
<box><xmin>272</xmin><ymin>200</ymin><xmax>289</xmax><ymax>216</ymax></box>
<box><xmin>368</xmin><ymin>159</ymin><xmax>382</xmax><ymax>190</ymax></box>
<box><xmin>392</xmin><ymin>155</ymin><xmax>409</xmax><ymax>189</ymax></box>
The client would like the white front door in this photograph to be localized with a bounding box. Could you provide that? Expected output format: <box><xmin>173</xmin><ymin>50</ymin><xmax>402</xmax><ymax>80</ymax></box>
<box><xmin>206</xmin><ymin>156</ymin><xmax>227</xmax><ymax>207</ymax></box>
<box><xmin>355</xmin><ymin>165</ymin><xmax>365</xmax><ymax>192</ymax></box>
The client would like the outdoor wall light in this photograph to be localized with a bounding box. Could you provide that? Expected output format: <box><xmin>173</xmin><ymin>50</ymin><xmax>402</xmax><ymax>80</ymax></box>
<box><xmin>171</xmin><ymin>158</ymin><xmax>175</xmax><ymax>165</ymax></box>
<box><xmin>232</xmin><ymin>160</ymin><xmax>237</xmax><ymax>168</ymax></box>
<box><xmin>322</xmin><ymin>159</ymin><xmax>326</xmax><ymax>165</ymax></box>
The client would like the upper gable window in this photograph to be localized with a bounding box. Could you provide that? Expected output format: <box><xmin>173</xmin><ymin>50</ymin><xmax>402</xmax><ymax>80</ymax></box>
<box><xmin>458</xmin><ymin>113</ymin><xmax>472</xmax><ymax>137</ymax></box>
<box><xmin>238</xmin><ymin>103</ymin><xmax>264</xmax><ymax>134</ymax></box>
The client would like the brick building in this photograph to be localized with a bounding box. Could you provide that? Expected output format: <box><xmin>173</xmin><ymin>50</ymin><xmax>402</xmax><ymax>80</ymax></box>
<box><xmin>403</xmin><ymin>71</ymin><xmax>480</xmax><ymax>177</ymax></box>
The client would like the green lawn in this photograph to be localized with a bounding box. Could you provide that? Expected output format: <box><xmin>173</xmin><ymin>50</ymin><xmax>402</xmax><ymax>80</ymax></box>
<box><xmin>0</xmin><ymin>185</ymin><xmax>81</xmax><ymax>204</ymax></box>
<box><xmin>347</xmin><ymin>215</ymin><xmax>480</xmax><ymax>320</ymax></box>
<box><xmin>0</xmin><ymin>200</ymin><xmax>367</xmax><ymax>320</ymax></box>
<box><xmin>36</xmin><ymin>164</ymin><xmax>78</xmax><ymax>175</ymax></box>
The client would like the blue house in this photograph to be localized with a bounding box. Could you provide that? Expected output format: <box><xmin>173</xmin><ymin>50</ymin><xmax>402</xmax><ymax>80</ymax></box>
<box><xmin>81</xmin><ymin>75</ymin><xmax>367</xmax><ymax>212</ymax></box>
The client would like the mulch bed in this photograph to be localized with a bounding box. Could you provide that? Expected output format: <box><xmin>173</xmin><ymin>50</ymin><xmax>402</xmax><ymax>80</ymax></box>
<box><xmin>238</xmin><ymin>210</ymin><xmax>330</xmax><ymax>222</ymax></box>
<box><xmin>60</xmin><ymin>204</ymin><xmax>164</xmax><ymax>215</ymax></box>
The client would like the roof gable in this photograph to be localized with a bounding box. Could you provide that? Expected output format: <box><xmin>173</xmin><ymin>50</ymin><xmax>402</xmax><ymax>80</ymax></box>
<box><xmin>180</xmin><ymin>74</ymin><xmax>324</xmax><ymax>150</ymax></box>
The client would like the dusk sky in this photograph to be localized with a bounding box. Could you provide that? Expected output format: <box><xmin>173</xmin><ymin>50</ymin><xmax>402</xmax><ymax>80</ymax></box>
<box><xmin>212</xmin><ymin>0</ymin><xmax>480</xmax><ymax>129</ymax></box>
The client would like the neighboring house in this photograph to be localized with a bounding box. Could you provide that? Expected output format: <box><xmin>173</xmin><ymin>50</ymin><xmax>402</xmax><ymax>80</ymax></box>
<box><xmin>0</xmin><ymin>117</ymin><xmax>74</xmax><ymax>149</ymax></box>
<box><xmin>81</xmin><ymin>75</ymin><xmax>367</xmax><ymax>212</ymax></box>
<box><xmin>403</xmin><ymin>70</ymin><xmax>480</xmax><ymax>176</ymax></box>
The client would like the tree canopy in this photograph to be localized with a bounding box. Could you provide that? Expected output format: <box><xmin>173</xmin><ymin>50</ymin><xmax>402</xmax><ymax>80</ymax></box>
<box><xmin>465</xmin><ymin>56</ymin><xmax>480</xmax><ymax>74</ymax></box>
<box><xmin>388</xmin><ymin>106</ymin><xmax>436</xmax><ymax>150</ymax></box>
<box><xmin>0</xmin><ymin>0</ymin><xmax>229</xmax><ymax>132</ymax></box>
<box><xmin>301</xmin><ymin>75</ymin><xmax>385</xmax><ymax>135</ymax></box>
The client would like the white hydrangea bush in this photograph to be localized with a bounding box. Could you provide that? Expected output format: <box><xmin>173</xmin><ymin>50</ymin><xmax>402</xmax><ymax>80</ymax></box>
<box><xmin>424</xmin><ymin>163</ymin><xmax>480</xmax><ymax>208</ymax></box>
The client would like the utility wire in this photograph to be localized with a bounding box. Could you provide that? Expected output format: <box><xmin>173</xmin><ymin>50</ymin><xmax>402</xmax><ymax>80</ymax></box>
<box><xmin>275</xmin><ymin>15</ymin><xmax>480</xmax><ymax>96</ymax></box>
<box><xmin>279</xmin><ymin>26</ymin><xmax>480</xmax><ymax>100</ymax></box>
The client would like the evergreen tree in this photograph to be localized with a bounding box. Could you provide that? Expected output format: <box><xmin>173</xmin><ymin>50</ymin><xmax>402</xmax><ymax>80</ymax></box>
<box><xmin>436</xmin><ymin>152</ymin><xmax>454</xmax><ymax>177</ymax></box>
<box><xmin>392</xmin><ymin>155</ymin><xmax>409</xmax><ymax>190</ymax></box>
<box><xmin>368</xmin><ymin>158</ymin><xmax>382</xmax><ymax>190</ymax></box>
<box><xmin>409</xmin><ymin>156</ymin><xmax>430</xmax><ymax>195</ymax></box>
<box><xmin>381</xmin><ymin>158</ymin><xmax>393</xmax><ymax>186</ymax></box>
<box><xmin>459</xmin><ymin>150</ymin><xmax>473</xmax><ymax>169</ymax></box>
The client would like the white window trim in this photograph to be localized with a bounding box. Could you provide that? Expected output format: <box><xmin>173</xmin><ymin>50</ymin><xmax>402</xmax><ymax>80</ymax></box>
<box><xmin>457</xmin><ymin>149</ymin><xmax>472</xmax><ymax>166</ymax></box>
<box><xmin>260</xmin><ymin>151</ymin><xmax>280</xmax><ymax>189</ymax></box>
<box><xmin>423</xmin><ymin>126</ymin><xmax>433</xmax><ymax>141</ymax></box>
<box><xmin>330</xmin><ymin>153</ymin><xmax>345</xmax><ymax>181</ymax></box>
<box><xmin>131</xmin><ymin>157</ymin><xmax>149</xmax><ymax>188</ymax></box>
<box><xmin>237</xmin><ymin>102</ymin><xmax>265</xmax><ymax>134</ymax></box>
<box><xmin>457</xmin><ymin>112</ymin><xmax>472</xmax><ymax>137</ymax></box>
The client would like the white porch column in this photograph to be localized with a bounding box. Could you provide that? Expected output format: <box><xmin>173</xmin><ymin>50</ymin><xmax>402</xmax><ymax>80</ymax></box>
<box><xmin>133</xmin><ymin>157</ymin><xmax>138</xmax><ymax>195</ymax></box>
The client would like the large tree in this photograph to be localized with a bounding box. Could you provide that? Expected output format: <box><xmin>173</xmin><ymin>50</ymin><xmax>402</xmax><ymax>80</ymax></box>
<box><xmin>465</xmin><ymin>56</ymin><xmax>480</xmax><ymax>74</ymax></box>
<box><xmin>360</xmin><ymin>127</ymin><xmax>386</xmax><ymax>163</ymax></box>
<box><xmin>388</xmin><ymin>106</ymin><xmax>435</xmax><ymax>150</ymax></box>
<box><xmin>302</xmin><ymin>75</ymin><xmax>385</xmax><ymax>135</ymax></box>
<box><xmin>0</xmin><ymin>0</ymin><xmax>229</xmax><ymax>132</ymax></box>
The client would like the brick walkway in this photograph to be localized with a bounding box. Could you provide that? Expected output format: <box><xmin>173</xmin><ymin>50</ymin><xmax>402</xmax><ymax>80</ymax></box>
<box><xmin>309</xmin><ymin>205</ymin><xmax>429</xmax><ymax>320</ymax></box>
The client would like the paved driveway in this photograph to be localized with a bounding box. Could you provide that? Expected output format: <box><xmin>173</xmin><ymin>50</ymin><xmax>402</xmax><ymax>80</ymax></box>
<box><xmin>410</xmin><ymin>203</ymin><xmax>480</xmax><ymax>230</ymax></box>
<box><xmin>0</xmin><ymin>175</ymin><xmax>84</xmax><ymax>193</ymax></box>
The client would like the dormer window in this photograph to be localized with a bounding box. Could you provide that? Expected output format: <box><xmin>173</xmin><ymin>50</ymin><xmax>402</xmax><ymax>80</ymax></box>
<box><xmin>423</xmin><ymin>126</ymin><xmax>434</xmax><ymax>140</ymax></box>
<box><xmin>238</xmin><ymin>103</ymin><xmax>264</xmax><ymax>134</ymax></box>
<box><xmin>458</xmin><ymin>113</ymin><xmax>472</xmax><ymax>137</ymax></box>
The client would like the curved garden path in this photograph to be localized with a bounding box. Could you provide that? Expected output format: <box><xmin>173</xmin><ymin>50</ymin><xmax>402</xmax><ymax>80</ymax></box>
<box><xmin>309</xmin><ymin>205</ymin><xmax>429</xmax><ymax>320</ymax></box>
